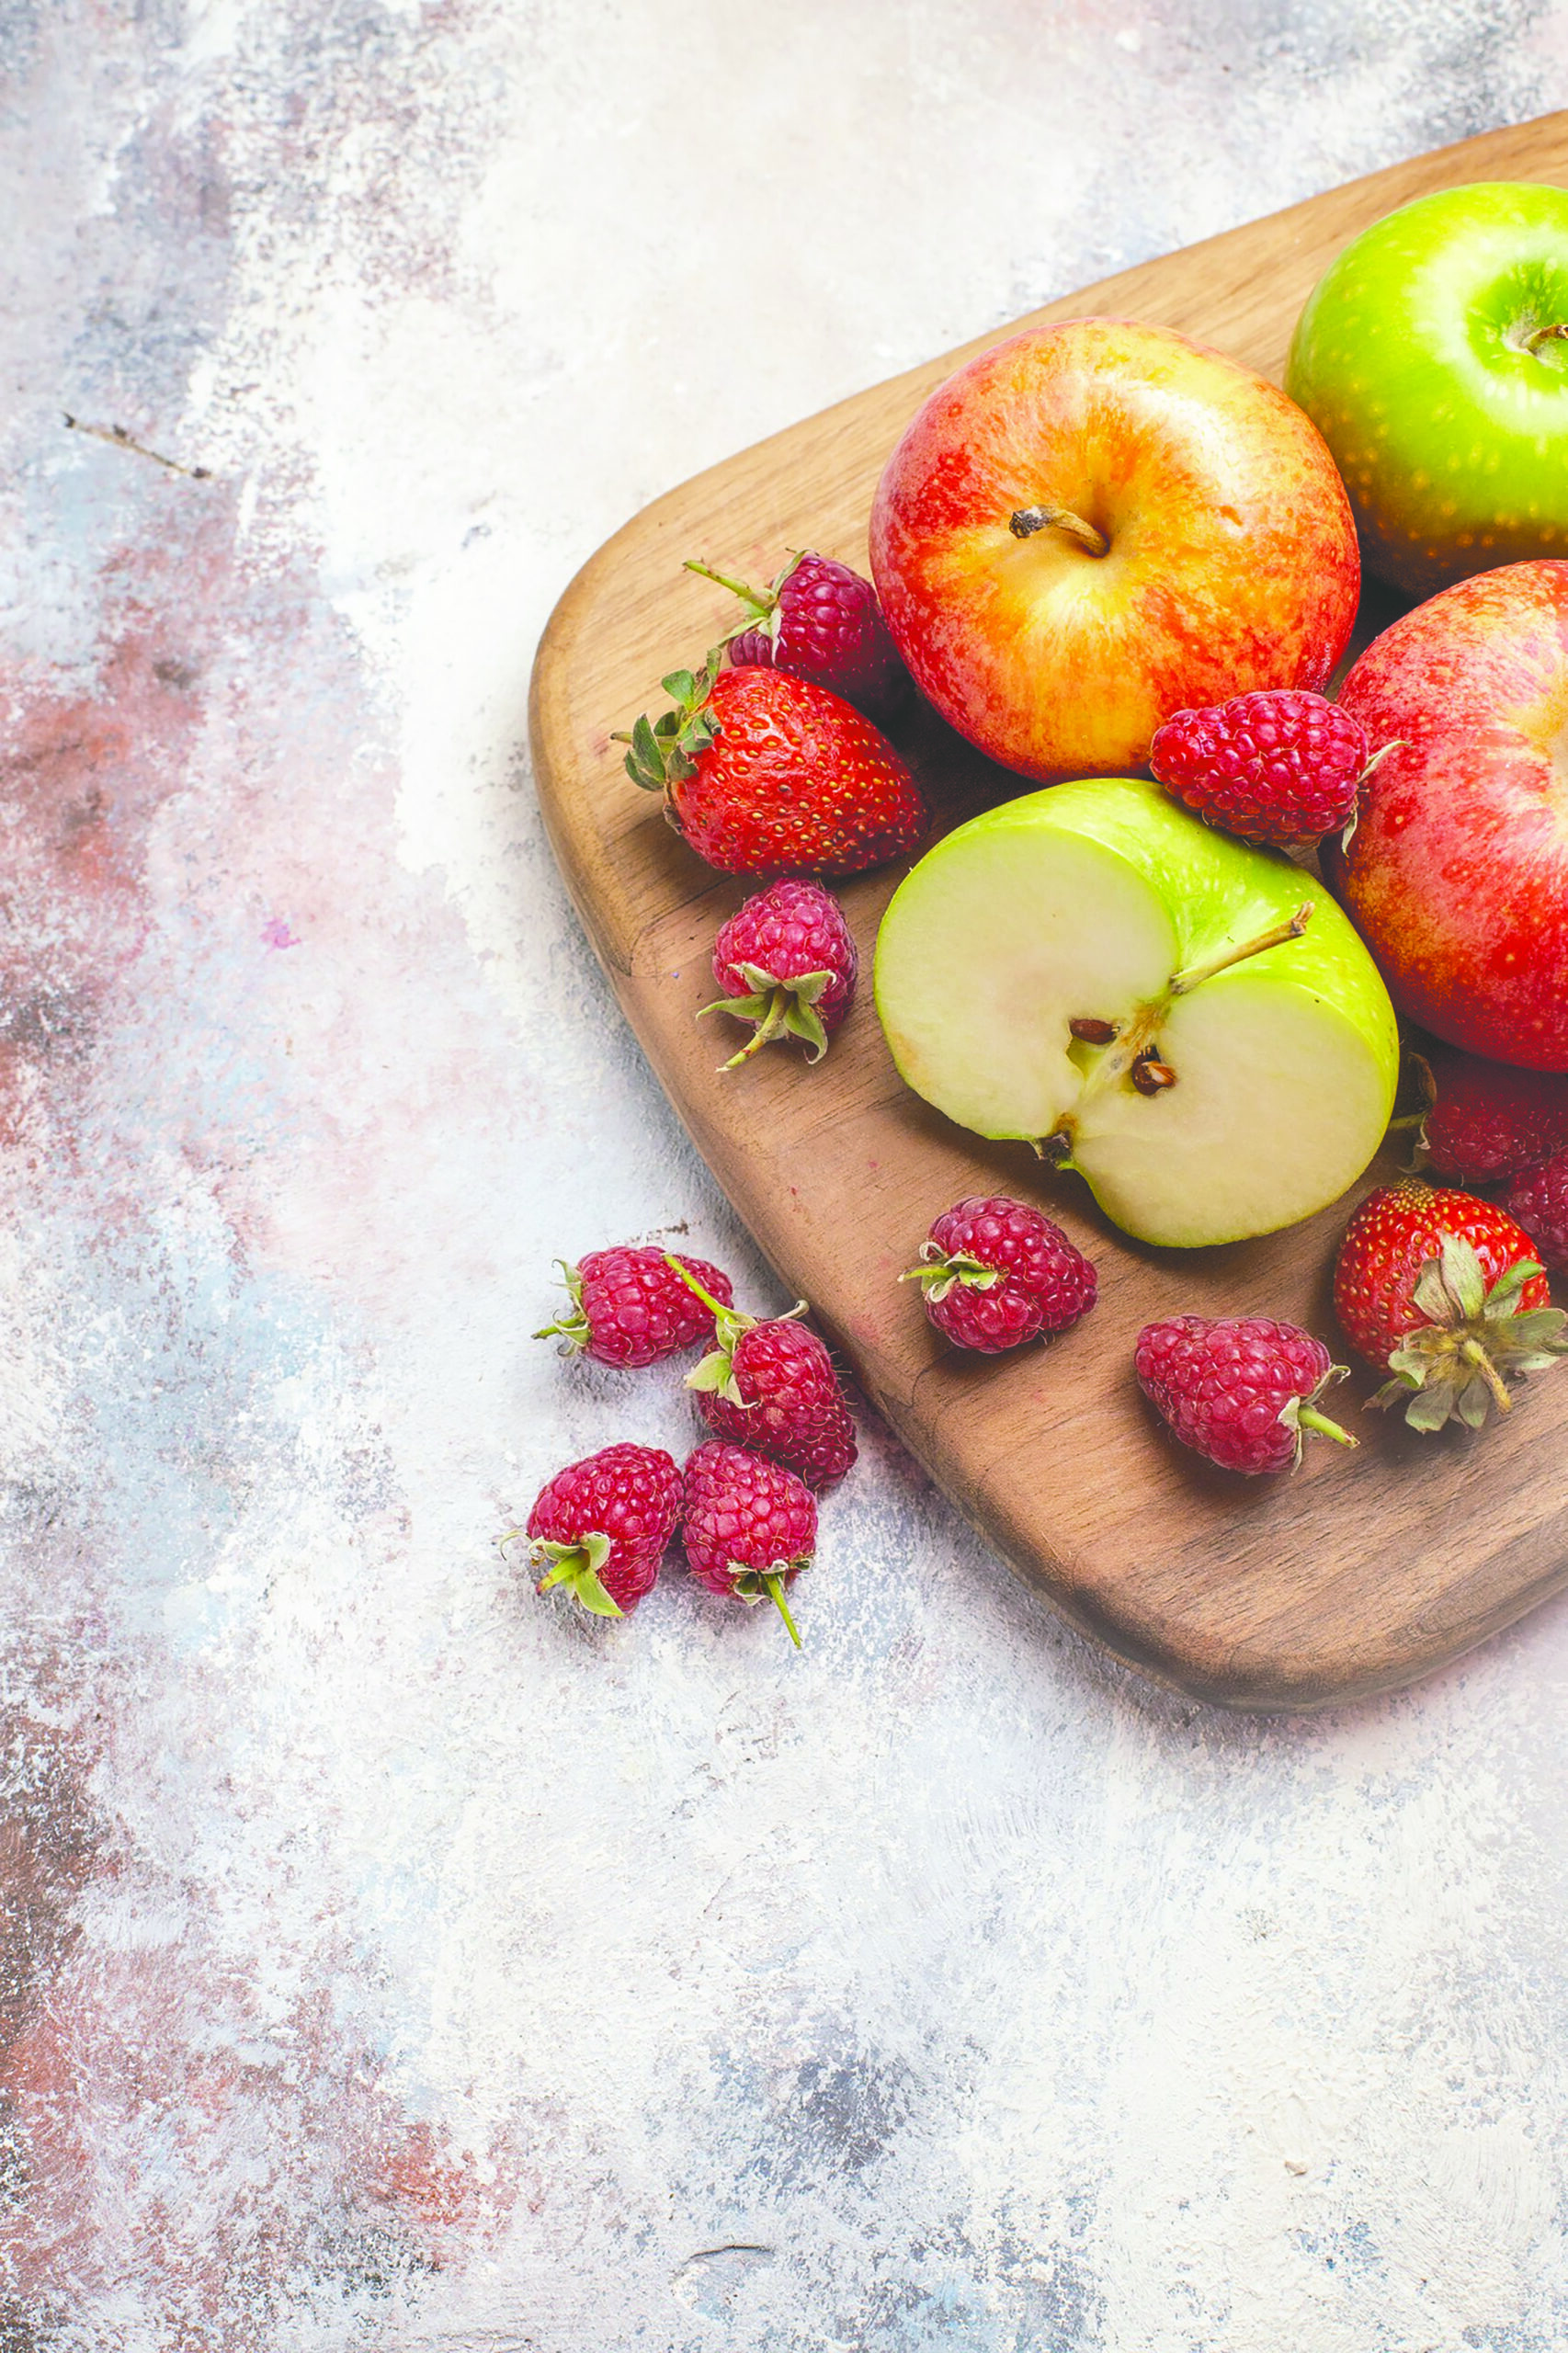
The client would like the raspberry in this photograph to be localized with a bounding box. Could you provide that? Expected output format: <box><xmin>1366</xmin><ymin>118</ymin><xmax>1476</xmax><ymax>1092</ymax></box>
<box><xmin>681</xmin><ymin>1440</ymin><xmax>817</xmax><ymax>1644</ymax></box>
<box><xmin>687</xmin><ymin>551</ymin><xmax>909</xmax><ymax>722</ymax></box>
<box><xmin>1134</xmin><ymin>1315</ymin><xmax>1356</xmax><ymax>1475</ymax></box>
<box><xmin>903</xmin><ymin>1195</ymin><xmax>1097</xmax><ymax>1353</ymax></box>
<box><xmin>514</xmin><ymin>1442</ymin><xmax>684</xmax><ymax>1616</ymax></box>
<box><xmin>1415</xmin><ymin>1041</ymin><xmax>1568</xmax><ymax>1183</ymax></box>
<box><xmin>536</xmin><ymin>1245</ymin><xmax>733</xmax><ymax>1368</ymax></box>
<box><xmin>1150</xmin><ymin>688</ymin><xmax>1370</xmax><ymax>845</ymax></box>
<box><xmin>702</xmin><ymin>878</ymin><xmax>858</xmax><ymax>1069</ymax></box>
<box><xmin>1500</xmin><ymin>1150</ymin><xmax>1568</xmax><ymax>1268</ymax></box>
<box><xmin>668</xmin><ymin>1257</ymin><xmax>857</xmax><ymax>1486</ymax></box>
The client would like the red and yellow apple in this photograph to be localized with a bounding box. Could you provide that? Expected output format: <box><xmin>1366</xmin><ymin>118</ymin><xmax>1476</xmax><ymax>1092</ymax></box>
<box><xmin>869</xmin><ymin>316</ymin><xmax>1360</xmax><ymax>782</ymax></box>
<box><xmin>1326</xmin><ymin>559</ymin><xmax>1568</xmax><ymax>1069</ymax></box>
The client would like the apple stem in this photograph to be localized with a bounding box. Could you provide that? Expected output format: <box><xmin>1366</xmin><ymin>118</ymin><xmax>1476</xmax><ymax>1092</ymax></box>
<box><xmin>1167</xmin><ymin>902</ymin><xmax>1314</xmax><ymax>996</ymax></box>
<box><xmin>1525</xmin><ymin>323</ymin><xmax>1568</xmax><ymax>354</ymax></box>
<box><xmin>1297</xmin><ymin>1404</ymin><xmax>1357</xmax><ymax>1449</ymax></box>
<box><xmin>1008</xmin><ymin>506</ymin><xmax>1109</xmax><ymax>558</ymax></box>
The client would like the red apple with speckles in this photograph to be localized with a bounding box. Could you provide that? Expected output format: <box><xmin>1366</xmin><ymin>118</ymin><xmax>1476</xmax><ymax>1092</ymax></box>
<box><xmin>1326</xmin><ymin>561</ymin><xmax>1568</xmax><ymax>1069</ymax></box>
<box><xmin>868</xmin><ymin>316</ymin><xmax>1360</xmax><ymax>783</ymax></box>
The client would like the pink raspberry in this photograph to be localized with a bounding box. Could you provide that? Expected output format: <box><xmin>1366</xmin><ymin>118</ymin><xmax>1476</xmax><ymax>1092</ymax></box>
<box><xmin>515</xmin><ymin>1442</ymin><xmax>684</xmax><ymax>1616</ymax></box>
<box><xmin>903</xmin><ymin>1195</ymin><xmax>1097</xmax><ymax>1353</ymax></box>
<box><xmin>536</xmin><ymin>1245</ymin><xmax>734</xmax><ymax>1368</ymax></box>
<box><xmin>681</xmin><ymin>1440</ymin><xmax>817</xmax><ymax>1644</ymax></box>
<box><xmin>702</xmin><ymin>878</ymin><xmax>858</xmax><ymax>1069</ymax></box>
<box><xmin>668</xmin><ymin>1257</ymin><xmax>856</xmax><ymax>1486</ymax></box>
<box><xmin>686</xmin><ymin>550</ymin><xmax>909</xmax><ymax>721</ymax></box>
<box><xmin>1499</xmin><ymin>1149</ymin><xmax>1568</xmax><ymax>1268</ymax></box>
<box><xmin>1134</xmin><ymin>1315</ymin><xmax>1356</xmax><ymax>1476</ymax></box>
<box><xmin>1150</xmin><ymin>689</ymin><xmax>1372</xmax><ymax>845</ymax></box>
<box><xmin>1415</xmin><ymin>1041</ymin><xmax>1568</xmax><ymax>1184</ymax></box>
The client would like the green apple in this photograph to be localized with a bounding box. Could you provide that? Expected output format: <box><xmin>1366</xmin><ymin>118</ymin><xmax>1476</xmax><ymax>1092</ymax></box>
<box><xmin>873</xmin><ymin>779</ymin><xmax>1399</xmax><ymax>1247</ymax></box>
<box><xmin>1286</xmin><ymin>181</ymin><xmax>1568</xmax><ymax>596</ymax></box>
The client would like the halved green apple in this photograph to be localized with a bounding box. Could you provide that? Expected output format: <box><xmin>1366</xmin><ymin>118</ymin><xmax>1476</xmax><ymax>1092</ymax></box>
<box><xmin>874</xmin><ymin>779</ymin><xmax>1399</xmax><ymax>1246</ymax></box>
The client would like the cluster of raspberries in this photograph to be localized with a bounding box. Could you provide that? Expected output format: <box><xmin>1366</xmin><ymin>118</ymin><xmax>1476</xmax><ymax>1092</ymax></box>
<box><xmin>516</xmin><ymin>1245</ymin><xmax>858</xmax><ymax>1643</ymax></box>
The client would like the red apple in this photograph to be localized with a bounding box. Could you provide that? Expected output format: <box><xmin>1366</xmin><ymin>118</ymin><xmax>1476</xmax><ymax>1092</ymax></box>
<box><xmin>869</xmin><ymin>316</ymin><xmax>1360</xmax><ymax>782</ymax></box>
<box><xmin>1328</xmin><ymin>560</ymin><xmax>1568</xmax><ymax>1069</ymax></box>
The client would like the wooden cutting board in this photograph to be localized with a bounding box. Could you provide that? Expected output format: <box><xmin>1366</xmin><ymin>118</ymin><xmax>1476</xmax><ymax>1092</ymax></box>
<box><xmin>529</xmin><ymin>111</ymin><xmax>1568</xmax><ymax>1711</ymax></box>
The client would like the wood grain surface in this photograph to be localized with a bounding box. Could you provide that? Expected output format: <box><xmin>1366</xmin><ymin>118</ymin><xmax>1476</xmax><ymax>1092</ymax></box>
<box><xmin>529</xmin><ymin>111</ymin><xmax>1568</xmax><ymax>1711</ymax></box>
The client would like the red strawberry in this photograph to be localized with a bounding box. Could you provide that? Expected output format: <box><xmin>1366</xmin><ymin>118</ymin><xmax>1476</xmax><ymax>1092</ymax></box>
<box><xmin>1333</xmin><ymin>1182</ymin><xmax>1568</xmax><ymax>1428</ymax></box>
<box><xmin>509</xmin><ymin>1442</ymin><xmax>684</xmax><ymax>1616</ymax></box>
<box><xmin>615</xmin><ymin>658</ymin><xmax>926</xmax><ymax>876</ymax></box>
<box><xmin>536</xmin><ymin>1245</ymin><xmax>734</xmax><ymax>1368</ymax></box>
<box><xmin>1134</xmin><ymin>1316</ymin><xmax>1356</xmax><ymax>1475</ymax></box>
<box><xmin>903</xmin><ymin>1195</ymin><xmax>1097</xmax><ymax>1353</ymax></box>
<box><xmin>1150</xmin><ymin>688</ymin><xmax>1394</xmax><ymax>846</ymax></box>
<box><xmin>702</xmin><ymin>878</ymin><xmax>858</xmax><ymax>1069</ymax></box>
<box><xmin>684</xmin><ymin>551</ymin><xmax>909</xmax><ymax>722</ymax></box>
<box><xmin>1409</xmin><ymin>1041</ymin><xmax>1568</xmax><ymax>1184</ymax></box>
<box><xmin>1499</xmin><ymin>1150</ymin><xmax>1568</xmax><ymax>1268</ymax></box>
<box><xmin>668</xmin><ymin>1256</ymin><xmax>856</xmax><ymax>1486</ymax></box>
<box><xmin>681</xmin><ymin>1440</ymin><xmax>817</xmax><ymax>1645</ymax></box>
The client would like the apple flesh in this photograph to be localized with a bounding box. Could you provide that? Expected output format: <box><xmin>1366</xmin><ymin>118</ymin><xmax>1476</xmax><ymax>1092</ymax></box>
<box><xmin>874</xmin><ymin>779</ymin><xmax>1399</xmax><ymax>1248</ymax></box>
<box><xmin>1327</xmin><ymin>559</ymin><xmax>1568</xmax><ymax>1069</ymax></box>
<box><xmin>869</xmin><ymin>316</ymin><xmax>1359</xmax><ymax>784</ymax></box>
<box><xmin>1287</xmin><ymin>181</ymin><xmax>1568</xmax><ymax>597</ymax></box>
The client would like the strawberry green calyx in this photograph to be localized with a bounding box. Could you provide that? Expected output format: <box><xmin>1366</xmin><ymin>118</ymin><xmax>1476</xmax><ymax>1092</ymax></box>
<box><xmin>665</xmin><ymin>1253</ymin><xmax>807</xmax><ymax>1405</ymax></box>
<box><xmin>1371</xmin><ymin>1236</ymin><xmax>1568</xmax><ymax>1430</ymax></box>
<box><xmin>684</xmin><ymin>553</ymin><xmax>801</xmax><ymax>648</ymax></box>
<box><xmin>611</xmin><ymin>651</ymin><xmax>725</xmax><ymax>792</ymax></box>
<box><xmin>729</xmin><ymin>1563</ymin><xmax>804</xmax><ymax>1646</ymax></box>
<box><xmin>898</xmin><ymin>1244</ymin><xmax>1003</xmax><ymax>1303</ymax></box>
<box><xmin>699</xmin><ymin>961</ymin><xmax>835</xmax><ymax>1069</ymax></box>
<box><xmin>497</xmin><ymin>1526</ymin><xmax>624</xmax><ymax>1617</ymax></box>
<box><xmin>1278</xmin><ymin>1363</ymin><xmax>1358</xmax><ymax>1463</ymax></box>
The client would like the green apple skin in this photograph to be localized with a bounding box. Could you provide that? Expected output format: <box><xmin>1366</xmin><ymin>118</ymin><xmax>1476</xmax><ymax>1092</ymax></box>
<box><xmin>873</xmin><ymin>779</ymin><xmax>1399</xmax><ymax>1248</ymax></box>
<box><xmin>1286</xmin><ymin>182</ymin><xmax>1568</xmax><ymax>597</ymax></box>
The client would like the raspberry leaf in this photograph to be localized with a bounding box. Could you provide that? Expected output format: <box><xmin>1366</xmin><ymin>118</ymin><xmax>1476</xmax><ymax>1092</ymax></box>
<box><xmin>532</xmin><ymin>1258</ymin><xmax>589</xmax><ymax>1351</ymax></box>
<box><xmin>502</xmin><ymin>1529</ymin><xmax>625</xmax><ymax>1618</ymax></box>
<box><xmin>898</xmin><ymin>1243</ymin><xmax>1004</xmax><ymax>1304</ymax></box>
<box><xmin>698</xmin><ymin>963</ymin><xmax>835</xmax><ymax>1068</ymax></box>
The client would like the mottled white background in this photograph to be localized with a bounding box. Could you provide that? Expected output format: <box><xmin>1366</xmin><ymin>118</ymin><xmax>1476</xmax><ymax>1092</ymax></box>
<box><xmin>6</xmin><ymin>3</ymin><xmax>1568</xmax><ymax>2347</ymax></box>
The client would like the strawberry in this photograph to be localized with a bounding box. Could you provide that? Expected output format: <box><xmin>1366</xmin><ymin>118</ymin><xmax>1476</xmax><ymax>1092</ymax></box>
<box><xmin>681</xmin><ymin>1440</ymin><xmax>817</xmax><ymax>1645</ymax></box>
<box><xmin>902</xmin><ymin>1194</ymin><xmax>1097</xmax><ymax>1353</ymax></box>
<box><xmin>1407</xmin><ymin>1040</ymin><xmax>1568</xmax><ymax>1184</ymax></box>
<box><xmin>535</xmin><ymin>1245</ymin><xmax>734</xmax><ymax>1367</ymax></box>
<box><xmin>684</xmin><ymin>551</ymin><xmax>909</xmax><ymax>722</ymax></box>
<box><xmin>1134</xmin><ymin>1315</ymin><xmax>1356</xmax><ymax>1475</ymax></box>
<box><xmin>615</xmin><ymin>657</ymin><xmax>926</xmax><ymax>876</ymax></box>
<box><xmin>1333</xmin><ymin>1182</ymin><xmax>1568</xmax><ymax>1429</ymax></box>
<box><xmin>1500</xmin><ymin>1150</ymin><xmax>1568</xmax><ymax>1269</ymax></box>
<box><xmin>507</xmin><ymin>1442</ymin><xmax>684</xmax><ymax>1617</ymax></box>
<box><xmin>701</xmin><ymin>877</ymin><xmax>858</xmax><ymax>1068</ymax></box>
<box><xmin>1150</xmin><ymin>688</ymin><xmax>1397</xmax><ymax>846</ymax></box>
<box><xmin>668</xmin><ymin>1256</ymin><xmax>857</xmax><ymax>1486</ymax></box>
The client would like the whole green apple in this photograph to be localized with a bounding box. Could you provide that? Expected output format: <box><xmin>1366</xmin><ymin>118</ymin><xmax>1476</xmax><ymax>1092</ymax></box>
<box><xmin>1287</xmin><ymin>181</ymin><xmax>1568</xmax><ymax>596</ymax></box>
<box><xmin>874</xmin><ymin>779</ymin><xmax>1398</xmax><ymax>1248</ymax></box>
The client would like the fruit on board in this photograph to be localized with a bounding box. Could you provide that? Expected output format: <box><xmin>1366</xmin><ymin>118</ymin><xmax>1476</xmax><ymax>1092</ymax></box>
<box><xmin>670</xmin><ymin>1257</ymin><xmax>858</xmax><ymax>1489</ymax></box>
<box><xmin>1326</xmin><ymin>561</ymin><xmax>1568</xmax><ymax>1069</ymax></box>
<box><xmin>535</xmin><ymin>1245</ymin><xmax>734</xmax><ymax>1367</ymax></box>
<box><xmin>510</xmin><ymin>1443</ymin><xmax>686</xmax><ymax>1617</ymax></box>
<box><xmin>1134</xmin><ymin>1316</ymin><xmax>1356</xmax><ymax>1476</ymax></box>
<box><xmin>1410</xmin><ymin>1040</ymin><xmax>1568</xmax><ymax>1183</ymax></box>
<box><xmin>902</xmin><ymin>1195</ymin><xmax>1097</xmax><ymax>1354</ymax></box>
<box><xmin>873</xmin><ymin>777</ymin><xmax>1399</xmax><ymax>1248</ymax></box>
<box><xmin>1150</xmin><ymin>688</ymin><xmax>1379</xmax><ymax>847</ymax></box>
<box><xmin>616</xmin><ymin>659</ymin><xmax>926</xmax><ymax>876</ymax></box>
<box><xmin>681</xmin><ymin>1441</ymin><xmax>817</xmax><ymax>1646</ymax></box>
<box><xmin>1286</xmin><ymin>181</ymin><xmax>1568</xmax><ymax>597</ymax></box>
<box><xmin>1500</xmin><ymin>1150</ymin><xmax>1568</xmax><ymax>1268</ymax></box>
<box><xmin>868</xmin><ymin>315</ymin><xmax>1359</xmax><ymax>783</ymax></box>
<box><xmin>685</xmin><ymin>551</ymin><xmax>909</xmax><ymax>722</ymax></box>
<box><xmin>701</xmin><ymin>877</ymin><xmax>858</xmax><ymax>1069</ymax></box>
<box><xmin>1333</xmin><ymin>1182</ymin><xmax>1567</xmax><ymax>1429</ymax></box>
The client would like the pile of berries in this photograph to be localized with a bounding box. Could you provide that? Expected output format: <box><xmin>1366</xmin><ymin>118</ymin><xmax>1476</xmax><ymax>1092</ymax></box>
<box><xmin>514</xmin><ymin>1243</ymin><xmax>859</xmax><ymax>1643</ymax></box>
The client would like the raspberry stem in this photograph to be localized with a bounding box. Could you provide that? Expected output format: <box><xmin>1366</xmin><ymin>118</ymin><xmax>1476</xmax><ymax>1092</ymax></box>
<box><xmin>762</xmin><ymin>1570</ymin><xmax>802</xmax><ymax>1648</ymax></box>
<box><xmin>1008</xmin><ymin>505</ymin><xmax>1109</xmax><ymax>558</ymax></box>
<box><xmin>1295</xmin><ymin>1404</ymin><xmax>1357</xmax><ymax>1448</ymax></box>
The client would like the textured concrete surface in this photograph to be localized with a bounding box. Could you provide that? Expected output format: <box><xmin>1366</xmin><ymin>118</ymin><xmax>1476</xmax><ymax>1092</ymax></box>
<box><xmin>6</xmin><ymin>3</ymin><xmax>1568</xmax><ymax>2346</ymax></box>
